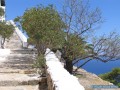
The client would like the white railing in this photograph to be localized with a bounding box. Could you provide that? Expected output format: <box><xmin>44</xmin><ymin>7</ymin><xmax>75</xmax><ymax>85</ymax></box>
<box><xmin>45</xmin><ymin>48</ymin><xmax>85</xmax><ymax>90</ymax></box>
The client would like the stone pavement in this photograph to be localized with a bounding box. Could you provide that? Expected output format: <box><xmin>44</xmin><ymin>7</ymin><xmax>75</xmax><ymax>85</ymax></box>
<box><xmin>0</xmin><ymin>49</ymin><xmax>41</xmax><ymax>90</ymax></box>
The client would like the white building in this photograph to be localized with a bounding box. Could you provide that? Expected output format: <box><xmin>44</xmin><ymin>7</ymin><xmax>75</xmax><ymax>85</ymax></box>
<box><xmin>0</xmin><ymin>0</ymin><xmax>5</xmax><ymax>21</ymax></box>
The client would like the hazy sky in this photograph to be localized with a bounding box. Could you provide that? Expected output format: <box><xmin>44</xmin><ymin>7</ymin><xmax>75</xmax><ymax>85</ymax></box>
<box><xmin>5</xmin><ymin>0</ymin><xmax>120</xmax><ymax>36</ymax></box>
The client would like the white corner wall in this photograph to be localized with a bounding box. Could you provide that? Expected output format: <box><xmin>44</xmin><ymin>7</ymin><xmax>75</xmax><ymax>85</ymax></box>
<box><xmin>45</xmin><ymin>48</ymin><xmax>85</xmax><ymax>90</ymax></box>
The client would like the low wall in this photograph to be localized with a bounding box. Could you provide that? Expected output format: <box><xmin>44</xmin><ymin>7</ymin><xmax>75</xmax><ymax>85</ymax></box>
<box><xmin>45</xmin><ymin>48</ymin><xmax>85</xmax><ymax>90</ymax></box>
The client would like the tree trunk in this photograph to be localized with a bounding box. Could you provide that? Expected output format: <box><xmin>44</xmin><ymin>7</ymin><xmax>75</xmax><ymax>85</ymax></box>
<box><xmin>1</xmin><ymin>38</ymin><xmax>5</xmax><ymax>49</ymax></box>
<box><xmin>65</xmin><ymin>60</ymin><xmax>73</xmax><ymax>74</ymax></box>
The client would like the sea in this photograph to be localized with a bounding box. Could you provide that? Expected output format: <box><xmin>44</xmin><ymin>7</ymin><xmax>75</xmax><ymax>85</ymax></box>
<box><xmin>75</xmin><ymin>60</ymin><xmax>120</xmax><ymax>75</ymax></box>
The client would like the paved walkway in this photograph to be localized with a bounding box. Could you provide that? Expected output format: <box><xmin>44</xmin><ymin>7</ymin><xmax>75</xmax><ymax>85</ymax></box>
<box><xmin>0</xmin><ymin>49</ymin><xmax>40</xmax><ymax>90</ymax></box>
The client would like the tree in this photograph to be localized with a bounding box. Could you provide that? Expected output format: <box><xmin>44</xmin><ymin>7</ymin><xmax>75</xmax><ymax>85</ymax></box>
<box><xmin>61</xmin><ymin>0</ymin><xmax>120</xmax><ymax>74</ymax></box>
<box><xmin>74</xmin><ymin>32</ymin><xmax>120</xmax><ymax>72</ymax></box>
<box><xmin>99</xmin><ymin>68</ymin><xmax>120</xmax><ymax>87</ymax></box>
<box><xmin>91</xmin><ymin>32</ymin><xmax>120</xmax><ymax>62</ymax></box>
<box><xmin>14</xmin><ymin>5</ymin><xmax>66</xmax><ymax>76</ymax></box>
<box><xmin>62</xmin><ymin>34</ymin><xmax>89</xmax><ymax>73</ymax></box>
<box><xmin>0</xmin><ymin>7</ymin><xmax>14</xmax><ymax>49</ymax></box>
<box><xmin>14</xmin><ymin>5</ymin><xmax>66</xmax><ymax>55</ymax></box>
<box><xmin>0</xmin><ymin>21</ymin><xmax>14</xmax><ymax>48</ymax></box>
<box><xmin>61</xmin><ymin>0</ymin><xmax>102</xmax><ymax>74</ymax></box>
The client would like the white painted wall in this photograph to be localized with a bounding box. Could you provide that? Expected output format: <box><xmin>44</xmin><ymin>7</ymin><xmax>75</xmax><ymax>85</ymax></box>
<box><xmin>45</xmin><ymin>48</ymin><xmax>85</xmax><ymax>90</ymax></box>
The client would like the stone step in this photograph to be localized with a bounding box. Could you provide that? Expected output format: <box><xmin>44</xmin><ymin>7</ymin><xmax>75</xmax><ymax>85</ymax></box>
<box><xmin>0</xmin><ymin>64</ymin><xmax>34</xmax><ymax>70</ymax></box>
<box><xmin>0</xmin><ymin>68</ymin><xmax>37</xmax><ymax>74</ymax></box>
<box><xmin>10</xmin><ymin>49</ymin><xmax>37</xmax><ymax>54</ymax></box>
<box><xmin>6</xmin><ymin>54</ymin><xmax>35</xmax><ymax>61</ymax></box>
<box><xmin>1</xmin><ymin>53</ymin><xmax>36</xmax><ymax>69</ymax></box>
<box><xmin>0</xmin><ymin>73</ymin><xmax>40</xmax><ymax>86</ymax></box>
<box><xmin>0</xmin><ymin>85</ymin><xmax>39</xmax><ymax>90</ymax></box>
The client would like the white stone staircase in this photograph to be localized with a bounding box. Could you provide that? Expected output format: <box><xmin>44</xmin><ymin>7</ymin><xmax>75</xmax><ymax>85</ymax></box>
<box><xmin>4</xmin><ymin>31</ymin><xmax>23</xmax><ymax>49</ymax></box>
<box><xmin>0</xmin><ymin>49</ymin><xmax>41</xmax><ymax>90</ymax></box>
<box><xmin>0</xmin><ymin>21</ymin><xmax>47</xmax><ymax>89</ymax></box>
<box><xmin>4</xmin><ymin>20</ymin><xmax>28</xmax><ymax>49</ymax></box>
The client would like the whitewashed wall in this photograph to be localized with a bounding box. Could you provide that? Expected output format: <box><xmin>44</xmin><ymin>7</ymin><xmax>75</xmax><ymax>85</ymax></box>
<box><xmin>45</xmin><ymin>48</ymin><xmax>85</xmax><ymax>90</ymax></box>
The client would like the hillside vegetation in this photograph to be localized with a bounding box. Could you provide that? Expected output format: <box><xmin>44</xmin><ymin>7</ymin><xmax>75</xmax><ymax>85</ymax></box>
<box><xmin>99</xmin><ymin>68</ymin><xmax>120</xmax><ymax>87</ymax></box>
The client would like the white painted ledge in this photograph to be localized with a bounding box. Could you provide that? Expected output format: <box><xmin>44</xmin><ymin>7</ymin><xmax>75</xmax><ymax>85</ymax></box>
<box><xmin>45</xmin><ymin>48</ymin><xmax>85</xmax><ymax>90</ymax></box>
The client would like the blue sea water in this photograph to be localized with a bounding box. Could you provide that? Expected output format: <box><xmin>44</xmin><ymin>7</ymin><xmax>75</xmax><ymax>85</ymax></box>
<box><xmin>75</xmin><ymin>60</ymin><xmax>120</xmax><ymax>75</ymax></box>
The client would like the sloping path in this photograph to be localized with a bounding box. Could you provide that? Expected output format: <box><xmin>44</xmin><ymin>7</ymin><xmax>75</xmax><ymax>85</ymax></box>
<box><xmin>0</xmin><ymin>49</ymin><xmax>40</xmax><ymax>90</ymax></box>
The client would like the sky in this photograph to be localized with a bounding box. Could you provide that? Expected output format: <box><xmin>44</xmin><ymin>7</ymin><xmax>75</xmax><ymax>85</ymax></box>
<box><xmin>5</xmin><ymin>0</ymin><xmax>120</xmax><ymax>36</ymax></box>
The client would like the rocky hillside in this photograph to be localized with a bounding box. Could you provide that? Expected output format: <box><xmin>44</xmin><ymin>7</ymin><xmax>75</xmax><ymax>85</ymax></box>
<box><xmin>75</xmin><ymin>67</ymin><xmax>120</xmax><ymax>90</ymax></box>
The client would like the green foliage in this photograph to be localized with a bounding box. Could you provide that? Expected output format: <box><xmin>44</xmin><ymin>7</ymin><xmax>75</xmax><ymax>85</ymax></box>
<box><xmin>14</xmin><ymin>5</ymin><xmax>66</xmax><ymax>55</ymax></box>
<box><xmin>0</xmin><ymin>22</ymin><xmax>14</xmax><ymax>38</ymax></box>
<box><xmin>0</xmin><ymin>8</ymin><xmax>4</xmax><ymax>17</ymax></box>
<box><xmin>14</xmin><ymin>5</ymin><xmax>66</xmax><ymax>75</ymax></box>
<box><xmin>99</xmin><ymin>68</ymin><xmax>120</xmax><ymax>87</ymax></box>
<box><xmin>64</xmin><ymin>34</ymin><xmax>87</xmax><ymax>61</ymax></box>
<box><xmin>33</xmin><ymin>54</ymin><xmax>46</xmax><ymax>76</ymax></box>
<box><xmin>0</xmin><ymin>21</ymin><xmax>14</xmax><ymax>48</ymax></box>
<box><xmin>14</xmin><ymin>16</ymin><xmax>21</xmax><ymax>22</ymax></box>
<box><xmin>34</xmin><ymin>54</ymin><xmax>45</xmax><ymax>68</ymax></box>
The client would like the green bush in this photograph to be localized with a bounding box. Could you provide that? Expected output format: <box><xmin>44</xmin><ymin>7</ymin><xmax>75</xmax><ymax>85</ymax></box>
<box><xmin>33</xmin><ymin>54</ymin><xmax>46</xmax><ymax>76</ymax></box>
<box><xmin>34</xmin><ymin>54</ymin><xmax>45</xmax><ymax>68</ymax></box>
<box><xmin>99</xmin><ymin>68</ymin><xmax>120</xmax><ymax>87</ymax></box>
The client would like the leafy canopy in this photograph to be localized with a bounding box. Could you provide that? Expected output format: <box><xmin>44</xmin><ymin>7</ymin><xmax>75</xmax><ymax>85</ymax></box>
<box><xmin>63</xmin><ymin>34</ymin><xmax>88</xmax><ymax>61</ymax></box>
<box><xmin>15</xmin><ymin>5</ymin><xmax>66</xmax><ymax>54</ymax></box>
